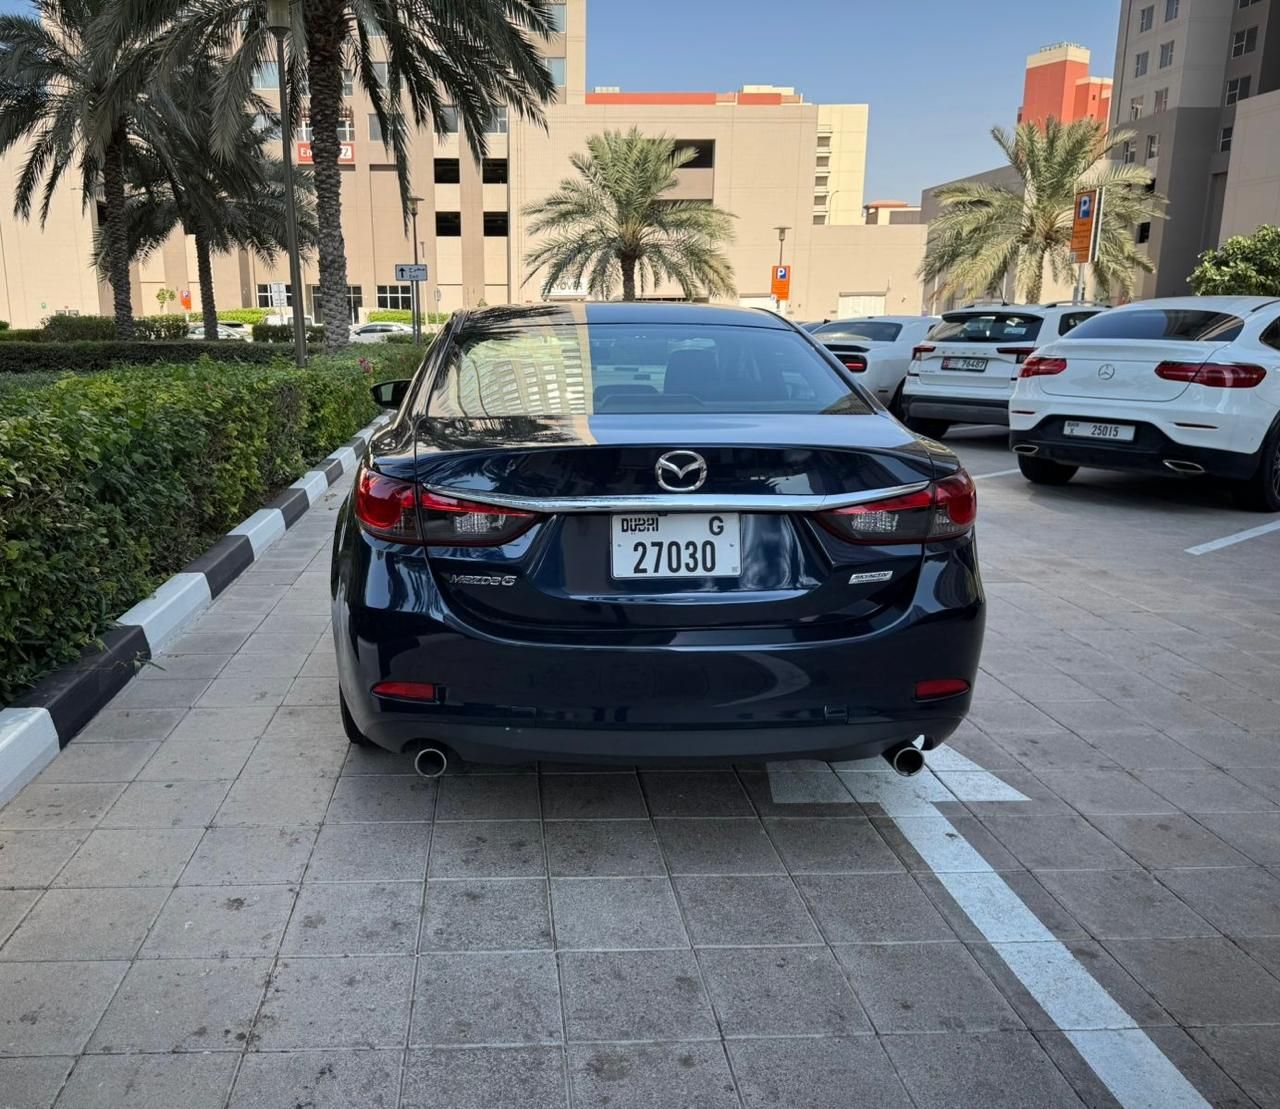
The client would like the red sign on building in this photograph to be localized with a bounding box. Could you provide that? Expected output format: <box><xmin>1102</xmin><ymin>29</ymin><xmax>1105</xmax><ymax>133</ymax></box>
<box><xmin>297</xmin><ymin>141</ymin><xmax>355</xmax><ymax>165</ymax></box>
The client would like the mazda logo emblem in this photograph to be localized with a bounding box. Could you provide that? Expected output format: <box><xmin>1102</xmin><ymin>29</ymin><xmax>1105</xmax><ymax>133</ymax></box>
<box><xmin>1098</xmin><ymin>363</ymin><xmax>1116</xmax><ymax>380</ymax></box>
<box><xmin>655</xmin><ymin>449</ymin><xmax>708</xmax><ymax>492</ymax></box>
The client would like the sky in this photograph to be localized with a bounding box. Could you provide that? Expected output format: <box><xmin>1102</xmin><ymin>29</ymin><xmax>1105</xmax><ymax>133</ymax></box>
<box><xmin>0</xmin><ymin>0</ymin><xmax>1123</xmax><ymax>201</ymax></box>
<box><xmin>588</xmin><ymin>0</ymin><xmax>1123</xmax><ymax>201</ymax></box>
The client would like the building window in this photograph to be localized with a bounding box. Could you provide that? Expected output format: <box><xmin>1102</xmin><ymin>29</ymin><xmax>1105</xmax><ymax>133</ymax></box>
<box><xmin>342</xmin><ymin>69</ymin><xmax>354</xmax><ymax>95</ymax></box>
<box><xmin>1139</xmin><ymin>5</ymin><xmax>1154</xmax><ymax>30</ymax></box>
<box><xmin>1164</xmin><ymin>0</ymin><xmax>1178</xmax><ymax>18</ymax></box>
<box><xmin>439</xmin><ymin>106</ymin><xmax>459</xmax><ymax>135</ymax></box>
<box><xmin>1134</xmin><ymin>51</ymin><xmax>1149</xmax><ymax>76</ymax></box>
<box><xmin>436</xmin><ymin>211</ymin><xmax>462</xmax><ymax>236</ymax></box>
<box><xmin>336</xmin><ymin>113</ymin><xmax>355</xmax><ymax>141</ymax></box>
<box><xmin>1154</xmin><ymin>87</ymin><xmax>1169</xmax><ymax>112</ymax></box>
<box><xmin>547</xmin><ymin>57</ymin><xmax>566</xmax><ymax>86</ymax></box>
<box><xmin>1121</xmin><ymin>140</ymin><xmax>1136</xmax><ymax>164</ymax></box>
<box><xmin>548</xmin><ymin>2</ymin><xmax>567</xmax><ymax>31</ymax></box>
<box><xmin>434</xmin><ymin>158</ymin><xmax>460</xmax><ymax>184</ymax></box>
<box><xmin>377</xmin><ymin>284</ymin><xmax>413</xmax><ymax>310</ymax></box>
<box><xmin>814</xmin><ymin>175</ymin><xmax>829</xmax><ymax>189</ymax></box>
<box><xmin>816</xmin><ymin>134</ymin><xmax>831</xmax><ymax>148</ymax></box>
<box><xmin>372</xmin><ymin>62</ymin><xmax>388</xmax><ymax>86</ymax></box>
<box><xmin>1130</xmin><ymin>96</ymin><xmax>1144</xmax><ymax>119</ymax></box>
<box><xmin>486</xmin><ymin>107</ymin><xmax>508</xmax><ymax>134</ymax></box>
<box><xmin>298</xmin><ymin>117</ymin><xmax>313</xmax><ymax>141</ymax></box>
<box><xmin>1232</xmin><ymin>26</ymin><xmax>1258</xmax><ymax>56</ymax></box>
<box><xmin>256</xmin><ymin>283</ymin><xmax>292</xmax><ymax>307</ymax></box>
<box><xmin>309</xmin><ymin>284</ymin><xmax>363</xmax><ymax>323</ymax></box>
<box><xmin>1220</xmin><ymin>125</ymin><xmax>1234</xmax><ymax>152</ymax></box>
<box><xmin>483</xmin><ymin>211</ymin><xmax>509</xmax><ymax>237</ymax></box>
<box><xmin>1226</xmin><ymin>75</ymin><xmax>1252</xmax><ymax>104</ymax></box>
<box><xmin>369</xmin><ymin>114</ymin><xmax>383</xmax><ymax>143</ymax></box>
<box><xmin>675</xmin><ymin>139</ymin><xmax>714</xmax><ymax>169</ymax></box>
<box><xmin>482</xmin><ymin>158</ymin><xmax>509</xmax><ymax>184</ymax></box>
<box><xmin>1146</xmin><ymin>134</ymin><xmax>1159</xmax><ymax>159</ymax></box>
<box><xmin>251</xmin><ymin>62</ymin><xmax>278</xmax><ymax>89</ymax></box>
<box><xmin>1136</xmin><ymin>222</ymin><xmax>1152</xmax><ymax>244</ymax></box>
<box><xmin>1159</xmin><ymin>41</ymin><xmax>1174</xmax><ymax>67</ymax></box>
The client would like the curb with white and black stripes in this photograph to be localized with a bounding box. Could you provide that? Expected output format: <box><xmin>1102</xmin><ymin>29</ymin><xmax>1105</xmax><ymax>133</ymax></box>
<box><xmin>0</xmin><ymin>418</ymin><xmax>382</xmax><ymax>804</ymax></box>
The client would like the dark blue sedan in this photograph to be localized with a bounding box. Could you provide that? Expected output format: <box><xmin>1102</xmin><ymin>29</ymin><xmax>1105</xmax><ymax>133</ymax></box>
<box><xmin>332</xmin><ymin>303</ymin><xmax>984</xmax><ymax>770</ymax></box>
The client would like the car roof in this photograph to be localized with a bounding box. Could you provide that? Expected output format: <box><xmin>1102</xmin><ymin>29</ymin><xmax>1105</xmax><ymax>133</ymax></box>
<box><xmin>1105</xmin><ymin>296</ymin><xmax>1280</xmax><ymax>314</ymax></box>
<box><xmin>460</xmin><ymin>302</ymin><xmax>793</xmax><ymax>331</ymax></box>
<box><xmin>817</xmin><ymin>315</ymin><xmax>939</xmax><ymax>325</ymax></box>
<box><xmin>942</xmin><ymin>304</ymin><xmax>1097</xmax><ymax>315</ymax></box>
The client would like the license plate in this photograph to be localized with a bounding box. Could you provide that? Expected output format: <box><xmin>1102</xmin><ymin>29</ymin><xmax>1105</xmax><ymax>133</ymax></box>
<box><xmin>611</xmin><ymin>513</ymin><xmax>740</xmax><ymax>579</ymax></box>
<box><xmin>941</xmin><ymin>357</ymin><xmax>988</xmax><ymax>371</ymax></box>
<box><xmin>1063</xmin><ymin>420</ymin><xmax>1136</xmax><ymax>442</ymax></box>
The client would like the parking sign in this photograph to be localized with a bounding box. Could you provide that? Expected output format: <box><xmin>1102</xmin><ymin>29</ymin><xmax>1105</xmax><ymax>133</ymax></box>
<box><xmin>771</xmin><ymin>265</ymin><xmax>792</xmax><ymax>301</ymax></box>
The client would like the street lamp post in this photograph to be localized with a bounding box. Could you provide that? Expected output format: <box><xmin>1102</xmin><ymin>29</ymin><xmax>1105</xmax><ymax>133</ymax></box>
<box><xmin>266</xmin><ymin>0</ymin><xmax>306</xmax><ymax>368</ymax></box>
<box><xmin>407</xmin><ymin>195</ymin><xmax>423</xmax><ymax>344</ymax></box>
<box><xmin>774</xmin><ymin>225</ymin><xmax>790</xmax><ymax>313</ymax></box>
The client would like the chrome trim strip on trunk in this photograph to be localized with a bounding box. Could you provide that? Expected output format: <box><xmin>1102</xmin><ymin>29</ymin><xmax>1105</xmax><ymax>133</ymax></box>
<box><xmin>421</xmin><ymin>481</ymin><xmax>931</xmax><ymax>514</ymax></box>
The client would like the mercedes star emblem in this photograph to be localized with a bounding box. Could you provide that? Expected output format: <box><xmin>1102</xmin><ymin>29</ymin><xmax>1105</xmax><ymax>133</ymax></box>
<box><xmin>1097</xmin><ymin>363</ymin><xmax>1117</xmax><ymax>380</ymax></box>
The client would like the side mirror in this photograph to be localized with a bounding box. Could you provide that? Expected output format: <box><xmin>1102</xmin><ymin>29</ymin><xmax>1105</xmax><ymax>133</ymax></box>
<box><xmin>370</xmin><ymin>379</ymin><xmax>411</xmax><ymax>410</ymax></box>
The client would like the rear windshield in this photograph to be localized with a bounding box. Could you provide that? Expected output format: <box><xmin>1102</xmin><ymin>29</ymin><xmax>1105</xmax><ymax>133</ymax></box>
<box><xmin>812</xmin><ymin>321</ymin><xmax>903</xmax><ymax>343</ymax></box>
<box><xmin>928</xmin><ymin>312</ymin><xmax>1044</xmax><ymax>344</ymax></box>
<box><xmin>1066</xmin><ymin>309</ymin><xmax>1244</xmax><ymax>343</ymax></box>
<box><xmin>427</xmin><ymin>323</ymin><xmax>871</xmax><ymax>417</ymax></box>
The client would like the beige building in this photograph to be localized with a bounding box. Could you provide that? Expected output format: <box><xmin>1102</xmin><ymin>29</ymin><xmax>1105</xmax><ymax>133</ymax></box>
<box><xmin>0</xmin><ymin>0</ymin><xmax>925</xmax><ymax>328</ymax></box>
<box><xmin>1218</xmin><ymin>86</ymin><xmax>1280</xmax><ymax>238</ymax></box>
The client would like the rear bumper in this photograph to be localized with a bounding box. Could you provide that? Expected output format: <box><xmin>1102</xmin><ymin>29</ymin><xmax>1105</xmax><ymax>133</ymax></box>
<box><xmin>1009</xmin><ymin>416</ymin><xmax>1261</xmax><ymax>481</ymax></box>
<box><xmin>902</xmin><ymin>392</ymin><xmax>1010</xmax><ymax>427</ymax></box>
<box><xmin>332</xmin><ymin>523</ymin><xmax>985</xmax><ymax>765</ymax></box>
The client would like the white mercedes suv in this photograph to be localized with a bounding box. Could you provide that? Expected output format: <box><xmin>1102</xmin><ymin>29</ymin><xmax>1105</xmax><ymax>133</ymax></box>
<box><xmin>808</xmin><ymin>316</ymin><xmax>940</xmax><ymax>415</ymax></box>
<box><xmin>901</xmin><ymin>303</ymin><xmax>1105</xmax><ymax>438</ymax></box>
<box><xmin>1008</xmin><ymin>296</ymin><xmax>1280</xmax><ymax>512</ymax></box>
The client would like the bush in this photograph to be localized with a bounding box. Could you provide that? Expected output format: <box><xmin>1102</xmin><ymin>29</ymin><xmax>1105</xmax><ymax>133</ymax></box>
<box><xmin>217</xmin><ymin>307</ymin><xmax>272</xmax><ymax>325</ymax></box>
<box><xmin>0</xmin><ymin>357</ymin><xmax>379</xmax><ymax>703</ymax></box>
<box><xmin>0</xmin><ymin>320</ymin><xmax>8</xmax><ymax>330</ymax></box>
<box><xmin>0</xmin><ymin>329</ymin><xmax>47</xmax><ymax>342</ymax></box>
<box><xmin>133</xmin><ymin>316</ymin><xmax>190</xmax><ymax>341</ymax></box>
<box><xmin>0</xmin><ymin>341</ymin><xmax>284</xmax><ymax>375</ymax></box>
<box><xmin>43</xmin><ymin>314</ymin><xmax>117</xmax><ymax>341</ymax></box>
<box><xmin>1189</xmin><ymin>225</ymin><xmax>1280</xmax><ymax>296</ymax></box>
<box><xmin>367</xmin><ymin>309</ymin><xmax>450</xmax><ymax>324</ymax></box>
<box><xmin>252</xmin><ymin>322</ymin><xmax>327</xmax><ymax>343</ymax></box>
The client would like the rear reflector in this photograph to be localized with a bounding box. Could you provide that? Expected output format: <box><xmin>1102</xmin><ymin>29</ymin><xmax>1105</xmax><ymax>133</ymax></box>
<box><xmin>1020</xmin><ymin>356</ymin><xmax>1067</xmax><ymax>378</ymax></box>
<box><xmin>915</xmin><ymin>678</ymin><xmax>970</xmax><ymax>701</ymax></box>
<box><xmin>818</xmin><ymin>471</ymin><xmax>976</xmax><ymax>544</ymax></box>
<box><xmin>372</xmin><ymin>681</ymin><xmax>439</xmax><ymax>702</ymax></box>
<box><xmin>997</xmin><ymin>346</ymin><xmax>1036</xmax><ymax>364</ymax></box>
<box><xmin>1155</xmin><ymin>361</ymin><xmax>1266</xmax><ymax>388</ymax></box>
<box><xmin>911</xmin><ymin>344</ymin><xmax>935</xmax><ymax>361</ymax></box>
<box><xmin>841</xmin><ymin>356</ymin><xmax>868</xmax><ymax>372</ymax></box>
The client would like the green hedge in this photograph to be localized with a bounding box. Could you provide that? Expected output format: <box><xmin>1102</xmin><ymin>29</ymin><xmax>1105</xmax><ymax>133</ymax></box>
<box><xmin>0</xmin><ymin>341</ymin><xmax>288</xmax><ymax>374</ymax></box>
<box><xmin>252</xmin><ymin>322</ymin><xmax>327</xmax><ymax>343</ymax></box>
<box><xmin>43</xmin><ymin>314</ymin><xmax>118</xmax><ymax>341</ymax></box>
<box><xmin>0</xmin><ymin>329</ymin><xmax>46</xmax><ymax>342</ymax></box>
<box><xmin>134</xmin><ymin>316</ymin><xmax>190</xmax><ymax>341</ymax></box>
<box><xmin>217</xmin><ymin>308</ymin><xmax>272</xmax><ymax>325</ymax></box>
<box><xmin>0</xmin><ymin>357</ymin><xmax>380</xmax><ymax>703</ymax></box>
<box><xmin>367</xmin><ymin>309</ymin><xmax>450</xmax><ymax>324</ymax></box>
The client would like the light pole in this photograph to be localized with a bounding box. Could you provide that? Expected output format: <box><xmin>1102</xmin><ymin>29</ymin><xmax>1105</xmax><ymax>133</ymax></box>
<box><xmin>408</xmin><ymin>195</ymin><xmax>423</xmax><ymax>344</ymax></box>
<box><xmin>266</xmin><ymin>0</ymin><xmax>306</xmax><ymax>368</ymax></box>
<box><xmin>774</xmin><ymin>225</ymin><xmax>790</xmax><ymax>313</ymax></box>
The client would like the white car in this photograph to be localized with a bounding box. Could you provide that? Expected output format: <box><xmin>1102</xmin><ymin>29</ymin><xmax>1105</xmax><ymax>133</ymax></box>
<box><xmin>187</xmin><ymin>323</ymin><xmax>249</xmax><ymax>341</ymax></box>
<box><xmin>1009</xmin><ymin>296</ymin><xmax>1280</xmax><ymax>511</ymax></box>
<box><xmin>809</xmin><ymin>316</ymin><xmax>940</xmax><ymax>414</ymax></box>
<box><xmin>350</xmin><ymin>321</ymin><xmax>414</xmax><ymax>344</ymax></box>
<box><xmin>901</xmin><ymin>303</ymin><xmax>1106</xmax><ymax>437</ymax></box>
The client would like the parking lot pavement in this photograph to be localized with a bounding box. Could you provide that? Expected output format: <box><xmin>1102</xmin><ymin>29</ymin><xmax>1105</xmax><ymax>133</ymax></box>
<box><xmin>2</xmin><ymin>439</ymin><xmax>1279</xmax><ymax>1109</ymax></box>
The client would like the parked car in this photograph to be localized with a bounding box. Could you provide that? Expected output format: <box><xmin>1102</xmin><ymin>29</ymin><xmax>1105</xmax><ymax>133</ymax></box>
<box><xmin>1009</xmin><ymin>296</ymin><xmax>1280</xmax><ymax>511</ymax></box>
<box><xmin>901</xmin><ymin>302</ymin><xmax>1106</xmax><ymax>437</ymax></box>
<box><xmin>333</xmin><ymin>303</ymin><xmax>984</xmax><ymax>769</ymax></box>
<box><xmin>351</xmin><ymin>321</ymin><xmax>414</xmax><ymax>344</ymax></box>
<box><xmin>216</xmin><ymin>320</ymin><xmax>252</xmax><ymax>339</ymax></box>
<box><xmin>263</xmin><ymin>312</ymin><xmax>315</xmax><ymax>328</ymax></box>
<box><xmin>187</xmin><ymin>323</ymin><xmax>249</xmax><ymax>341</ymax></box>
<box><xmin>810</xmin><ymin>315</ymin><xmax>941</xmax><ymax>415</ymax></box>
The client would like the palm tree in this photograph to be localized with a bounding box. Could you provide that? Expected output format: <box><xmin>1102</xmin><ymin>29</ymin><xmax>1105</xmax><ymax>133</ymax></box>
<box><xmin>0</xmin><ymin>1</ymin><xmax>156</xmax><ymax>337</ymax></box>
<box><xmin>120</xmin><ymin>0</ymin><xmax>558</xmax><ymax>351</ymax></box>
<box><xmin>920</xmin><ymin>118</ymin><xmax>1166</xmax><ymax>305</ymax></box>
<box><xmin>524</xmin><ymin>128</ymin><xmax>736</xmax><ymax>301</ymax></box>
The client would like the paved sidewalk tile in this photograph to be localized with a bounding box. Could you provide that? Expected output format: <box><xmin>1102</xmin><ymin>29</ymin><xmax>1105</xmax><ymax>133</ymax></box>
<box><xmin>403</xmin><ymin>1046</ymin><xmax>566</xmax><ymax>1109</ymax></box>
<box><xmin>229</xmin><ymin>1050</ymin><xmax>401</xmax><ymax>1109</ymax></box>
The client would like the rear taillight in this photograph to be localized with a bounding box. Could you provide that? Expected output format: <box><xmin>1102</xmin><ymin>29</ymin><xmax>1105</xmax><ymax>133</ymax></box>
<box><xmin>354</xmin><ymin>466</ymin><xmax>540</xmax><ymax>546</ymax></box>
<box><xmin>1155</xmin><ymin>361</ymin><xmax>1266</xmax><ymax>389</ymax></box>
<box><xmin>841</xmin><ymin>355</ymin><xmax>867</xmax><ymax>372</ymax></box>
<box><xmin>817</xmin><ymin>471</ymin><xmax>976</xmax><ymax>544</ymax></box>
<box><xmin>911</xmin><ymin>344</ymin><xmax>935</xmax><ymax>361</ymax></box>
<box><xmin>372</xmin><ymin>681</ymin><xmax>440</xmax><ymax>702</ymax></box>
<box><xmin>1020</xmin><ymin>356</ymin><xmax>1067</xmax><ymax>378</ymax></box>
<box><xmin>997</xmin><ymin>346</ymin><xmax>1036</xmax><ymax>364</ymax></box>
<box><xmin>915</xmin><ymin>678</ymin><xmax>970</xmax><ymax>701</ymax></box>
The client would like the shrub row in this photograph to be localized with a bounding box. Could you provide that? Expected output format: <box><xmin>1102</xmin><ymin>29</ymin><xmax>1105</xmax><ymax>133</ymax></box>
<box><xmin>367</xmin><ymin>309</ymin><xmax>451</xmax><ymax>325</ymax></box>
<box><xmin>217</xmin><ymin>307</ymin><xmax>273</xmax><ymax>325</ymax></box>
<box><xmin>0</xmin><ymin>341</ymin><xmax>290</xmax><ymax>375</ymax></box>
<box><xmin>0</xmin><ymin>328</ymin><xmax>47</xmax><ymax>342</ymax></box>
<box><xmin>0</xmin><ymin>356</ymin><xmax>382</xmax><ymax>703</ymax></box>
<box><xmin>252</xmin><ymin>322</ymin><xmax>327</xmax><ymax>343</ymax></box>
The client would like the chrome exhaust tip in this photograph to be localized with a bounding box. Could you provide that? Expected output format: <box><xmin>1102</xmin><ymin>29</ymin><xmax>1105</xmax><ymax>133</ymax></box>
<box><xmin>1012</xmin><ymin>444</ymin><xmax>1039</xmax><ymax>456</ymax></box>
<box><xmin>883</xmin><ymin>743</ymin><xmax>925</xmax><ymax>778</ymax></box>
<box><xmin>1163</xmin><ymin>459</ymin><xmax>1205</xmax><ymax>475</ymax></box>
<box><xmin>413</xmin><ymin>747</ymin><xmax>448</xmax><ymax>779</ymax></box>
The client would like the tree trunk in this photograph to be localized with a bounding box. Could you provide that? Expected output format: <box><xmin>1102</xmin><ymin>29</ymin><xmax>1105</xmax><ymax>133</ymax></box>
<box><xmin>305</xmin><ymin>1</ymin><xmax>351</xmax><ymax>352</ymax></box>
<box><xmin>620</xmin><ymin>255</ymin><xmax>637</xmax><ymax>301</ymax></box>
<box><xmin>101</xmin><ymin>136</ymin><xmax>135</xmax><ymax>339</ymax></box>
<box><xmin>194</xmin><ymin>227</ymin><xmax>218</xmax><ymax>340</ymax></box>
<box><xmin>1022</xmin><ymin>249</ymin><xmax>1044</xmax><ymax>305</ymax></box>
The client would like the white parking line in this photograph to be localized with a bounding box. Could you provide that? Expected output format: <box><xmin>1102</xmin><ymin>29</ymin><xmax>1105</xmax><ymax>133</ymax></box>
<box><xmin>972</xmin><ymin>467</ymin><xmax>1021</xmax><ymax>480</ymax></box>
<box><xmin>1185</xmin><ymin>518</ymin><xmax>1280</xmax><ymax>556</ymax></box>
<box><xmin>767</xmin><ymin>750</ymin><xmax>1210</xmax><ymax>1109</ymax></box>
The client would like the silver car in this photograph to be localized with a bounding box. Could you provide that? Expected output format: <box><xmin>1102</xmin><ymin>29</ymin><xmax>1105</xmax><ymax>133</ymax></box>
<box><xmin>350</xmin><ymin>322</ymin><xmax>414</xmax><ymax>344</ymax></box>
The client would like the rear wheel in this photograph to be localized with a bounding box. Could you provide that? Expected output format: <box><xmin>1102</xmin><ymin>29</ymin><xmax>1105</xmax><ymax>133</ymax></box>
<box><xmin>1018</xmin><ymin>454</ymin><xmax>1077</xmax><ymax>486</ymax></box>
<box><xmin>905</xmin><ymin>416</ymin><xmax>950</xmax><ymax>439</ymax></box>
<box><xmin>1234</xmin><ymin>424</ymin><xmax>1280</xmax><ymax>512</ymax></box>
<box><xmin>339</xmin><ymin>689</ymin><xmax>376</xmax><ymax>747</ymax></box>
